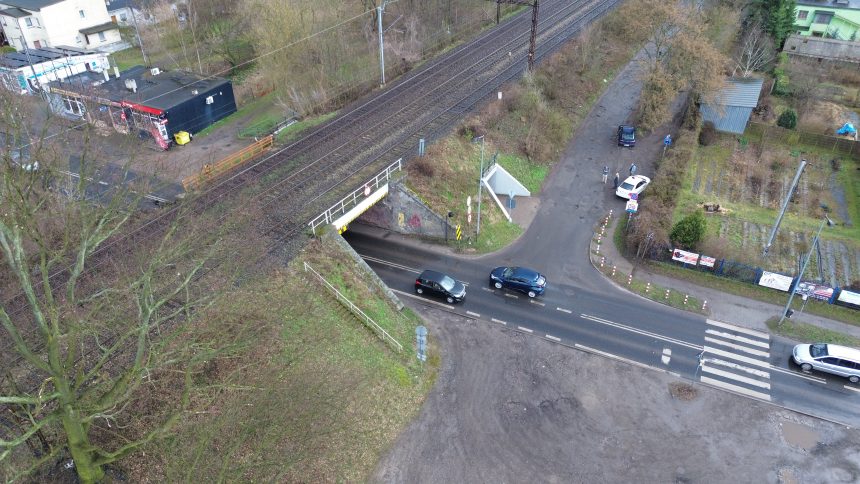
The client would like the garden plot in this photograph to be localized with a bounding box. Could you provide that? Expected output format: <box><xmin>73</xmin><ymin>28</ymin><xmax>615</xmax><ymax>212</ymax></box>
<box><xmin>682</xmin><ymin>135</ymin><xmax>860</xmax><ymax>287</ymax></box>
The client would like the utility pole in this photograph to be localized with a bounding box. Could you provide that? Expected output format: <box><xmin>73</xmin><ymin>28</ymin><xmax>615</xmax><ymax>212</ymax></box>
<box><xmin>130</xmin><ymin>4</ymin><xmax>150</xmax><ymax>67</ymax></box>
<box><xmin>473</xmin><ymin>136</ymin><xmax>485</xmax><ymax>241</ymax></box>
<box><xmin>778</xmin><ymin>216</ymin><xmax>832</xmax><ymax>325</ymax></box>
<box><xmin>377</xmin><ymin>1</ymin><xmax>386</xmax><ymax>86</ymax></box>
<box><xmin>489</xmin><ymin>0</ymin><xmax>539</xmax><ymax>70</ymax></box>
<box><xmin>764</xmin><ymin>158</ymin><xmax>807</xmax><ymax>256</ymax></box>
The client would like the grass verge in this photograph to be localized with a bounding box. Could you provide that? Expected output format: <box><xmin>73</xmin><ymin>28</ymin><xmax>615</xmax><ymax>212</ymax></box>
<box><xmin>766</xmin><ymin>317</ymin><xmax>860</xmax><ymax>347</ymax></box>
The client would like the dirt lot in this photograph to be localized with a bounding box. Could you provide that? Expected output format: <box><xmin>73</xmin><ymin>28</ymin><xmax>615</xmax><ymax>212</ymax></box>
<box><xmin>373</xmin><ymin>305</ymin><xmax>860</xmax><ymax>483</ymax></box>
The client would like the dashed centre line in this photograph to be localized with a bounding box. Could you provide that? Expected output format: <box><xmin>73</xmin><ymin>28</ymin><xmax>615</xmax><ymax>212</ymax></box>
<box><xmin>556</xmin><ymin>307</ymin><xmax>572</xmax><ymax>314</ymax></box>
<box><xmin>491</xmin><ymin>318</ymin><xmax>508</xmax><ymax>326</ymax></box>
<box><xmin>517</xmin><ymin>326</ymin><xmax>534</xmax><ymax>333</ymax></box>
<box><xmin>466</xmin><ymin>311</ymin><xmax>481</xmax><ymax>318</ymax></box>
<box><xmin>845</xmin><ymin>385</ymin><xmax>860</xmax><ymax>393</ymax></box>
<box><xmin>545</xmin><ymin>334</ymin><xmax>561</xmax><ymax>342</ymax></box>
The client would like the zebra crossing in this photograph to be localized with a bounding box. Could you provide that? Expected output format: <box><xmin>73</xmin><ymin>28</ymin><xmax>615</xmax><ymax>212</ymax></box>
<box><xmin>698</xmin><ymin>319</ymin><xmax>772</xmax><ymax>401</ymax></box>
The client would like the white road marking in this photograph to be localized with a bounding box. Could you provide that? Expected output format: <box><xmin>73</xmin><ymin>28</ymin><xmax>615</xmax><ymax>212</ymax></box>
<box><xmin>701</xmin><ymin>364</ymin><xmax>771</xmax><ymax>389</ymax></box>
<box><xmin>481</xmin><ymin>287</ymin><xmax>495</xmax><ymax>292</ymax></box>
<box><xmin>706</xmin><ymin>358</ymin><xmax>770</xmax><ymax>378</ymax></box>
<box><xmin>359</xmin><ymin>255</ymin><xmax>420</xmax><ymax>273</ymax></box>
<box><xmin>769</xmin><ymin>366</ymin><xmax>827</xmax><ymax>383</ymax></box>
<box><xmin>556</xmin><ymin>307</ymin><xmax>572</xmax><ymax>314</ymax></box>
<box><xmin>391</xmin><ymin>289</ymin><xmax>455</xmax><ymax>308</ymax></box>
<box><xmin>505</xmin><ymin>293</ymin><xmax>519</xmax><ymax>299</ymax></box>
<box><xmin>466</xmin><ymin>311</ymin><xmax>481</xmax><ymax>318</ymax></box>
<box><xmin>661</xmin><ymin>348</ymin><xmax>671</xmax><ymax>365</ymax></box>
<box><xmin>705</xmin><ymin>329</ymin><xmax>770</xmax><ymax>348</ymax></box>
<box><xmin>706</xmin><ymin>319</ymin><xmax>769</xmax><ymax>339</ymax></box>
<box><xmin>703</xmin><ymin>346</ymin><xmax>770</xmax><ymax>369</ymax></box>
<box><xmin>491</xmin><ymin>318</ymin><xmax>508</xmax><ymax>326</ymax></box>
<box><xmin>517</xmin><ymin>326</ymin><xmax>534</xmax><ymax>333</ymax></box>
<box><xmin>546</xmin><ymin>335</ymin><xmax>561</xmax><ymax>342</ymax></box>
<box><xmin>574</xmin><ymin>344</ymin><xmax>655</xmax><ymax>371</ymax></box>
<box><xmin>530</xmin><ymin>300</ymin><xmax>545</xmax><ymax>306</ymax></box>
<box><xmin>704</xmin><ymin>337</ymin><xmax>770</xmax><ymax>357</ymax></box>
<box><xmin>580</xmin><ymin>314</ymin><xmax>701</xmax><ymax>350</ymax></box>
<box><xmin>845</xmin><ymin>385</ymin><xmax>860</xmax><ymax>393</ymax></box>
<box><xmin>700</xmin><ymin>376</ymin><xmax>772</xmax><ymax>401</ymax></box>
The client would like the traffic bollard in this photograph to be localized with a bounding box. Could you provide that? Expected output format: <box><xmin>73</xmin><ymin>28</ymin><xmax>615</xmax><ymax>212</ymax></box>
<box><xmin>702</xmin><ymin>300</ymin><xmax>707</xmax><ymax>311</ymax></box>
<box><xmin>627</xmin><ymin>274</ymin><xmax>633</xmax><ymax>286</ymax></box>
<box><xmin>684</xmin><ymin>294</ymin><xmax>689</xmax><ymax>305</ymax></box>
<box><xmin>600</xmin><ymin>257</ymin><xmax>605</xmax><ymax>268</ymax></box>
<box><xmin>611</xmin><ymin>265</ymin><xmax>617</xmax><ymax>277</ymax></box>
<box><xmin>645</xmin><ymin>282</ymin><xmax>650</xmax><ymax>294</ymax></box>
<box><xmin>664</xmin><ymin>289</ymin><xmax>670</xmax><ymax>300</ymax></box>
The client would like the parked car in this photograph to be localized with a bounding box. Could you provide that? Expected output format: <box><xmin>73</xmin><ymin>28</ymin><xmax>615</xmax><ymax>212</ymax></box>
<box><xmin>415</xmin><ymin>269</ymin><xmax>466</xmax><ymax>304</ymax></box>
<box><xmin>792</xmin><ymin>343</ymin><xmax>860</xmax><ymax>384</ymax></box>
<box><xmin>489</xmin><ymin>266</ymin><xmax>546</xmax><ymax>298</ymax></box>
<box><xmin>617</xmin><ymin>125</ymin><xmax>636</xmax><ymax>147</ymax></box>
<box><xmin>615</xmin><ymin>175</ymin><xmax>650</xmax><ymax>199</ymax></box>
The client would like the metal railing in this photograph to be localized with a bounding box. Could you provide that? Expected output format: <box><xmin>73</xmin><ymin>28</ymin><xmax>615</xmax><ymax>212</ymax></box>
<box><xmin>308</xmin><ymin>158</ymin><xmax>402</xmax><ymax>234</ymax></box>
<box><xmin>304</xmin><ymin>262</ymin><xmax>403</xmax><ymax>352</ymax></box>
<box><xmin>182</xmin><ymin>134</ymin><xmax>274</xmax><ymax>191</ymax></box>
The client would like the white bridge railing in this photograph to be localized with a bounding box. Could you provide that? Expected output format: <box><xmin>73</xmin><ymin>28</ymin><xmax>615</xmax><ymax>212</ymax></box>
<box><xmin>308</xmin><ymin>158</ymin><xmax>402</xmax><ymax>234</ymax></box>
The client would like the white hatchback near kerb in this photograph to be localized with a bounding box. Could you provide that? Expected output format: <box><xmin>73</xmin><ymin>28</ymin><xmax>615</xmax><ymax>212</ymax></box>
<box><xmin>616</xmin><ymin>175</ymin><xmax>650</xmax><ymax>199</ymax></box>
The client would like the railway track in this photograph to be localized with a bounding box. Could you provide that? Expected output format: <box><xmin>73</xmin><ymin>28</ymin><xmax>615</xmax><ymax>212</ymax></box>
<box><xmin>1</xmin><ymin>0</ymin><xmax>620</xmax><ymax>396</ymax></box>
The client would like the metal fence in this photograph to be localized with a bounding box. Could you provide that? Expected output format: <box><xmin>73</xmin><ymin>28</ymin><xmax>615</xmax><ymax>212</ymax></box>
<box><xmin>746</xmin><ymin>122</ymin><xmax>859</xmax><ymax>158</ymax></box>
<box><xmin>303</xmin><ymin>262</ymin><xmax>403</xmax><ymax>352</ymax></box>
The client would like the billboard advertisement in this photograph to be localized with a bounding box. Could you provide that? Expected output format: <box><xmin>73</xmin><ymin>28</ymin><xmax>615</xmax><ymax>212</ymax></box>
<box><xmin>794</xmin><ymin>281</ymin><xmax>834</xmax><ymax>301</ymax></box>
<box><xmin>758</xmin><ymin>271</ymin><xmax>793</xmax><ymax>292</ymax></box>
<box><xmin>836</xmin><ymin>289</ymin><xmax>860</xmax><ymax>309</ymax></box>
<box><xmin>672</xmin><ymin>249</ymin><xmax>698</xmax><ymax>265</ymax></box>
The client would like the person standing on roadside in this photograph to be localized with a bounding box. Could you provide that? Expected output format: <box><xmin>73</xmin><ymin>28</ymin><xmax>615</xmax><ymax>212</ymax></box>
<box><xmin>613</xmin><ymin>172</ymin><xmax>620</xmax><ymax>189</ymax></box>
<box><xmin>629</xmin><ymin>162</ymin><xmax>637</xmax><ymax>176</ymax></box>
<box><xmin>602</xmin><ymin>165</ymin><xmax>609</xmax><ymax>184</ymax></box>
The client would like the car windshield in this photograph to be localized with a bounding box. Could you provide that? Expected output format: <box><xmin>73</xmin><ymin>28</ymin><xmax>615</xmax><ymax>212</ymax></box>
<box><xmin>439</xmin><ymin>275</ymin><xmax>456</xmax><ymax>291</ymax></box>
<box><xmin>620</xmin><ymin>182</ymin><xmax>635</xmax><ymax>190</ymax></box>
<box><xmin>809</xmin><ymin>344</ymin><xmax>828</xmax><ymax>358</ymax></box>
<box><xmin>622</xmin><ymin>131</ymin><xmax>634</xmax><ymax>140</ymax></box>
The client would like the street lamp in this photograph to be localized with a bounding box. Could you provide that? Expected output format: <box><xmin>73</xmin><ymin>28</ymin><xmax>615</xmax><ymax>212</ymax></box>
<box><xmin>472</xmin><ymin>136</ymin><xmax>485</xmax><ymax>241</ymax></box>
<box><xmin>778</xmin><ymin>215</ymin><xmax>834</xmax><ymax>325</ymax></box>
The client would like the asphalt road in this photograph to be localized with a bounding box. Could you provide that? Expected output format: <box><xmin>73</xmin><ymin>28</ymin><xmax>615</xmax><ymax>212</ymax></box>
<box><xmin>345</xmin><ymin>222</ymin><xmax>860</xmax><ymax>426</ymax></box>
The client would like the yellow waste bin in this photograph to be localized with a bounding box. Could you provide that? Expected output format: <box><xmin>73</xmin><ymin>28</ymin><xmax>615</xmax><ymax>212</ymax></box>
<box><xmin>174</xmin><ymin>131</ymin><xmax>191</xmax><ymax>145</ymax></box>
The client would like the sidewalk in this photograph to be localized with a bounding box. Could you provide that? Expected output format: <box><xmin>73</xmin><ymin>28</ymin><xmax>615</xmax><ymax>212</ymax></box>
<box><xmin>593</xmin><ymin>215</ymin><xmax>860</xmax><ymax>340</ymax></box>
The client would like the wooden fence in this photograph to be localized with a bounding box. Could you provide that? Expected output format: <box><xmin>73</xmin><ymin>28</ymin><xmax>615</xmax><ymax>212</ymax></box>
<box><xmin>746</xmin><ymin>122</ymin><xmax>859</xmax><ymax>159</ymax></box>
<box><xmin>181</xmin><ymin>134</ymin><xmax>274</xmax><ymax>191</ymax></box>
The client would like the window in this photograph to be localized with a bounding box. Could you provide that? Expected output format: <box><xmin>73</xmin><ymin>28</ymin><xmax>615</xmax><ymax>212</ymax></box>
<box><xmin>25</xmin><ymin>17</ymin><xmax>33</xmax><ymax>27</ymax></box>
<box><xmin>79</xmin><ymin>10</ymin><xmax>85</xmax><ymax>19</ymax></box>
<box><xmin>813</xmin><ymin>12</ymin><xmax>833</xmax><ymax>24</ymax></box>
<box><xmin>98</xmin><ymin>32</ymin><xmax>105</xmax><ymax>41</ymax></box>
<box><xmin>797</xmin><ymin>10</ymin><xmax>808</xmax><ymax>20</ymax></box>
<box><xmin>822</xmin><ymin>357</ymin><xmax>840</xmax><ymax>365</ymax></box>
<box><xmin>62</xmin><ymin>96</ymin><xmax>85</xmax><ymax>117</ymax></box>
<box><xmin>33</xmin><ymin>40</ymin><xmax>41</xmax><ymax>48</ymax></box>
<box><xmin>119</xmin><ymin>13</ymin><xmax>127</xmax><ymax>21</ymax></box>
<box><xmin>839</xmin><ymin>359</ymin><xmax>859</xmax><ymax>370</ymax></box>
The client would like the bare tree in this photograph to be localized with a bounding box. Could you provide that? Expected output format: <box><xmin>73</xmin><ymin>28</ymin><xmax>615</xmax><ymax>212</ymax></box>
<box><xmin>733</xmin><ymin>22</ymin><xmax>774</xmax><ymax>78</ymax></box>
<box><xmin>0</xmin><ymin>101</ymin><xmax>221</xmax><ymax>482</ymax></box>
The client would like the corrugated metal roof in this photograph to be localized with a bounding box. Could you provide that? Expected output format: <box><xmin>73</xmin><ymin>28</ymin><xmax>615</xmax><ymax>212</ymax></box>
<box><xmin>701</xmin><ymin>105</ymin><xmax>754</xmax><ymax>135</ymax></box>
<box><xmin>712</xmin><ymin>78</ymin><xmax>764</xmax><ymax>109</ymax></box>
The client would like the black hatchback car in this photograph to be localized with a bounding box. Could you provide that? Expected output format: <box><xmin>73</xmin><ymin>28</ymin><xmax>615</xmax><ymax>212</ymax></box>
<box><xmin>489</xmin><ymin>266</ymin><xmax>546</xmax><ymax>298</ymax></box>
<box><xmin>415</xmin><ymin>270</ymin><xmax>466</xmax><ymax>304</ymax></box>
<box><xmin>617</xmin><ymin>125</ymin><xmax>636</xmax><ymax>147</ymax></box>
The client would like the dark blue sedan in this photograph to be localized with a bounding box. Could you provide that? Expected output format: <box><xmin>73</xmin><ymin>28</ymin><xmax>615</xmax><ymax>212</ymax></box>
<box><xmin>489</xmin><ymin>266</ymin><xmax>547</xmax><ymax>298</ymax></box>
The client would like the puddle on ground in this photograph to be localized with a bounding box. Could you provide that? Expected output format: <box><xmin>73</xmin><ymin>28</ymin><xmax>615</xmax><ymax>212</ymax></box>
<box><xmin>781</xmin><ymin>420</ymin><xmax>820</xmax><ymax>450</ymax></box>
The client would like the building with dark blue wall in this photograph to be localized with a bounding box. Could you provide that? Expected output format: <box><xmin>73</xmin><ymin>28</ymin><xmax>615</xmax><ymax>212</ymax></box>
<box><xmin>47</xmin><ymin>65</ymin><xmax>237</xmax><ymax>149</ymax></box>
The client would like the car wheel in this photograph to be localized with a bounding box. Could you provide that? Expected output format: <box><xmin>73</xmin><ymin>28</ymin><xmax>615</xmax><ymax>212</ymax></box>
<box><xmin>527</xmin><ymin>290</ymin><xmax>536</xmax><ymax>298</ymax></box>
<box><xmin>416</xmin><ymin>287</ymin><xmax>423</xmax><ymax>294</ymax></box>
<box><xmin>800</xmin><ymin>363</ymin><xmax>812</xmax><ymax>372</ymax></box>
<box><xmin>446</xmin><ymin>296</ymin><xmax>454</xmax><ymax>304</ymax></box>
<box><xmin>850</xmin><ymin>375</ymin><xmax>860</xmax><ymax>384</ymax></box>
<box><xmin>494</xmin><ymin>281</ymin><xmax>503</xmax><ymax>289</ymax></box>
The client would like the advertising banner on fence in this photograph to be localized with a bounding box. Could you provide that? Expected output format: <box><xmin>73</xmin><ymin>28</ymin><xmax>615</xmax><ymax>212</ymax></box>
<box><xmin>758</xmin><ymin>271</ymin><xmax>793</xmax><ymax>292</ymax></box>
<box><xmin>699</xmin><ymin>255</ymin><xmax>716</xmax><ymax>268</ymax></box>
<box><xmin>836</xmin><ymin>289</ymin><xmax>860</xmax><ymax>308</ymax></box>
<box><xmin>795</xmin><ymin>281</ymin><xmax>834</xmax><ymax>301</ymax></box>
<box><xmin>672</xmin><ymin>249</ymin><xmax>698</xmax><ymax>265</ymax></box>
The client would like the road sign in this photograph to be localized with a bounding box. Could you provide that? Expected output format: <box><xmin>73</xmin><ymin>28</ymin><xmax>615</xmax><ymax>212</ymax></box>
<box><xmin>630</xmin><ymin>192</ymin><xmax>638</xmax><ymax>201</ymax></box>
<box><xmin>456</xmin><ymin>225</ymin><xmax>462</xmax><ymax>240</ymax></box>
<box><xmin>626</xmin><ymin>200</ymin><xmax>638</xmax><ymax>213</ymax></box>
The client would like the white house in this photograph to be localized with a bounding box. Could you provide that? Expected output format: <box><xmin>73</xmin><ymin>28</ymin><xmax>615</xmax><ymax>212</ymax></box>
<box><xmin>105</xmin><ymin>0</ymin><xmax>142</xmax><ymax>26</ymax></box>
<box><xmin>0</xmin><ymin>45</ymin><xmax>110</xmax><ymax>94</ymax></box>
<box><xmin>0</xmin><ymin>0</ymin><xmax>124</xmax><ymax>52</ymax></box>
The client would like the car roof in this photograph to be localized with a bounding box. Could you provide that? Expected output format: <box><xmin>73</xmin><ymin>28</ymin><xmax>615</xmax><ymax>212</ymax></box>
<box><xmin>824</xmin><ymin>344</ymin><xmax>860</xmax><ymax>360</ymax></box>
<box><xmin>511</xmin><ymin>267</ymin><xmax>540</xmax><ymax>279</ymax></box>
<box><xmin>419</xmin><ymin>269</ymin><xmax>449</xmax><ymax>282</ymax></box>
<box><xmin>620</xmin><ymin>125</ymin><xmax>635</xmax><ymax>132</ymax></box>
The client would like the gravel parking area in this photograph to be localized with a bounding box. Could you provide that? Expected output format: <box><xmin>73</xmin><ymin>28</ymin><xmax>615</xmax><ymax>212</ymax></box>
<box><xmin>373</xmin><ymin>306</ymin><xmax>860</xmax><ymax>483</ymax></box>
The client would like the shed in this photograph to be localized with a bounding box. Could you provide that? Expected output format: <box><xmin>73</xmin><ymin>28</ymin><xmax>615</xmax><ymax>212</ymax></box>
<box><xmin>699</xmin><ymin>77</ymin><xmax>764</xmax><ymax>135</ymax></box>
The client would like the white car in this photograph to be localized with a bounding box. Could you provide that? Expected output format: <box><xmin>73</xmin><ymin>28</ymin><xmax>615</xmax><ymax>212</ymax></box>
<box><xmin>792</xmin><ymin>343</ymin><xmax>860</xmax><ymax>384</ymax></box>
<box><xmin>616</xmin><ymin>175</ymin><xmax>650</xmax><ymax>199</ymax></box>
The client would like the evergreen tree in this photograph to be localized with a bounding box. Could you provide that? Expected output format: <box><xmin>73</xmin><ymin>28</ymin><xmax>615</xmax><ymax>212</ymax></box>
<box><xmin>751</xmin><ymin>0</ymin><xmax>797</xmax><ymax>47</ymax></box>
